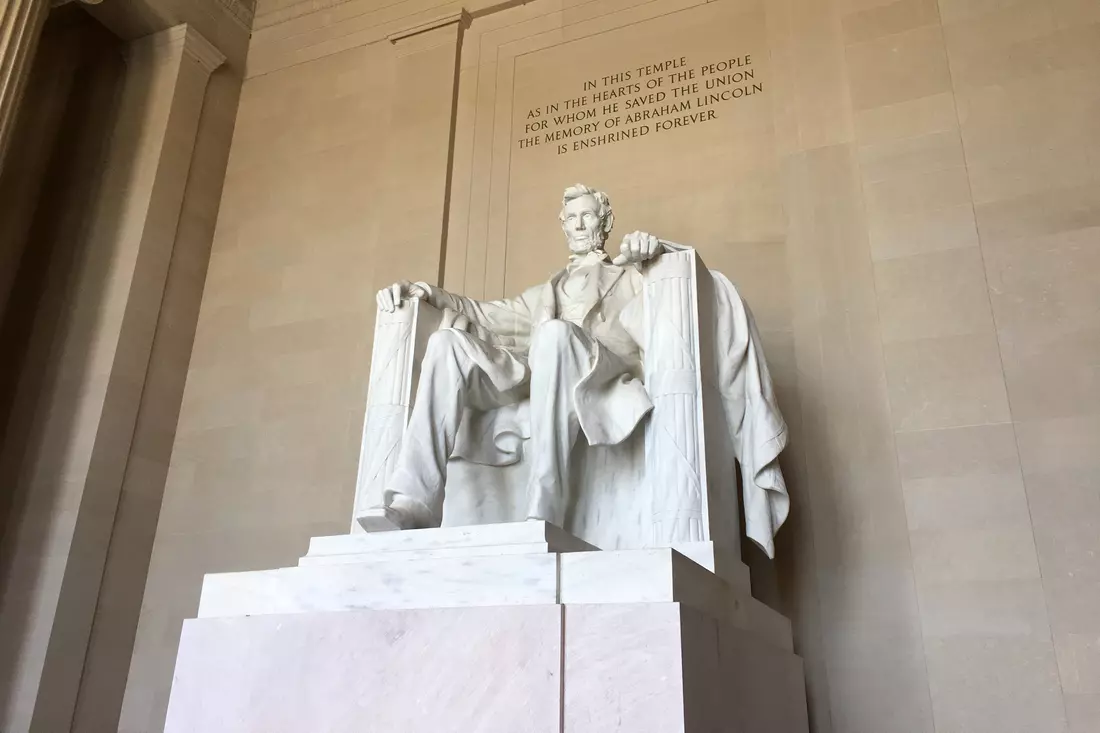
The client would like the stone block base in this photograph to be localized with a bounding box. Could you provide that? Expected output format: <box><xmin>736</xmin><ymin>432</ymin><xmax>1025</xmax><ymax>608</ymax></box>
<box><xmin>163</xmin><ymin>523</ymin><xmax>808</xmax><ymax>732</ymax></box>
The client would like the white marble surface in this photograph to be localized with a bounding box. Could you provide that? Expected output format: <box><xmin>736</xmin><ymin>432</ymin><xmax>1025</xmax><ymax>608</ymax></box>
<box><xmin>563</xmin><ymin>603</ymin><xmax>688</xmax><ymax>733</ymax></box>
<box><xmin>170</xmin><ymin>518</ymin><xmax>806</xmax><ymax>732</ymax></box>
<box><xmin>563</xmin><ymin>602</ymin><xmax>805</xmax><ymax>732</ymax></box>
<box><xmin>198</xmin><ymin>553</ymin><xmax>559</xmax><ymax>618</ymax></box>
<box><xmin>198</xmin><ymin>527</ymin><xmax>794</xmax><ymax>651</ymax></box>
<box><xmin>560</xmin><ymin>549</ymin><xmax>749</xmax><ymax>629</ymax></box>
<box><xmin>165</xmin><ymin>606</ymin><xmax>563</xmax><ymax>733</ymax></box>
<box><xmin>309</xmin><ymin>520</ymin><xmax>595</xmax><ymax>557</ymax></box>
<box><xmin>166</xmin><ymin>602</ymin><xmax>807</xmax><ymax>733</ymax></box>
<box><xmin>298</xmin><ymin>541</ymin><xmax>555</xmax><ymax>566</ymax></box>
<box><xmin>672</xmin><ymin>540</ymin><xmax>751</xmax><ymax>593</ymax></box>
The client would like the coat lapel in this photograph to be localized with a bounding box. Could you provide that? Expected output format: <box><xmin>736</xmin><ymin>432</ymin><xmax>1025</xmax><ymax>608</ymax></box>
<box><xmin>581</xmin><ymin>264</ymin><xmax>624</xmax><ymax>321</ymax></box>
<box><xmin>535</xmin><ymin>272</ymin><xmax>563</xmax><ymax>326</ymax></box>
<box><xmin>536</xmin><ymin>260</ymin><xmax>625</xmax><ymax>326</ymax></box>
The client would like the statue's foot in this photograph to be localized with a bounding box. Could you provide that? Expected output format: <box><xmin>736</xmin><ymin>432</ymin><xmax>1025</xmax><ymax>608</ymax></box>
<box><xmin>358</xmin><ymin>506</ymin><xmax>407</xmax><ymax>532</ymax></box>
<box><xmin>358</xmin><ymin>492</ymin><xmax>434</xmax><ymax>532</ymax></box>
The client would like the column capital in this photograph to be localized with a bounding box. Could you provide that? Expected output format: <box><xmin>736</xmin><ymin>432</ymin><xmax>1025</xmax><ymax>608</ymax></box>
<box><xmin>132</xmin><ymin>24</ymin><xmax>226</xmax><ymax>75</ymax></box>
<box><xmin>180</xmin><ymin>25</ymin><xmax>226</xmax><ymax>74</ymax></box>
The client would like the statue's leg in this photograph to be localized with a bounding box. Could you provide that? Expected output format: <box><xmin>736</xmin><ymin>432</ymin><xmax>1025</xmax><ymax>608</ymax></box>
<box><xmin>384</xmin><ymin>329</ymin><xmax>526</xmax><ymax>529</ymax></box>
<box><xmin>525</xmin><ymin>319</ymin><xmax>595</xmax><ymax>526</ymax></box>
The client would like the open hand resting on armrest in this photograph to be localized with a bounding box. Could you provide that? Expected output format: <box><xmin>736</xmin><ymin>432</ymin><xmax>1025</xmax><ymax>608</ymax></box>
<box><xmin>376</xmin><ymin>280</ymin><xmax>432</xmax><ymax>313</ymax></box>
<box><xmin>376</xmin><ymin>280</ymin><xmax>493</xmax><ymax>342</ymax></box>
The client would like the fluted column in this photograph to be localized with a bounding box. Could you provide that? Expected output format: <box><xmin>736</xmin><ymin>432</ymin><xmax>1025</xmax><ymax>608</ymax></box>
<box><xmin>0</xmin><ymin>0</ymin><xmax>49</xmax><ymax>169</ymax></box>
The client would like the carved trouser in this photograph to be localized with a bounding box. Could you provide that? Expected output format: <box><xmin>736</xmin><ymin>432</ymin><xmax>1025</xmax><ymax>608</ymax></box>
<box><xmin>386</xmin><ymin>320</ymin><xmax>595</xmax><ymax>527</ymax></box>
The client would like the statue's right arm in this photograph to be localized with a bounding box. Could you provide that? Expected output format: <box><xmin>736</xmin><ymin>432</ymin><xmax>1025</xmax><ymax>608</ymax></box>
<box><xmin>417</xmin><ymin>283</ymin><xmax>534</xmax><ymax>347</ymax></box>
<box><xmin>376</xmin><ymin>280</ymin><xmax>533</xmax><ymax>347</ymax></box>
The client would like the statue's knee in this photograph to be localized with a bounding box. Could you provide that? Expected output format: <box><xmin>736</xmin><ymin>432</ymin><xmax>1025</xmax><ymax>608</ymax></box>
<box><xmin>424</xmin><ymin>329</ymin><xmax>464</xmax><ymax>357</ymax></box>
<box><xmin>531</xmin><ymin>319</ymin><xmax>579</xmax><ymax>353</ymax></box>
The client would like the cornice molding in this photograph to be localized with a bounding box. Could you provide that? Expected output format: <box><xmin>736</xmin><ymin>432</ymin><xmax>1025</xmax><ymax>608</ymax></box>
<box><xmin>253</xmin><ymin>0</ymin><xmax>351</xmax><ymax>30</ymax></box>
<box><xmin>132</xmin><ymin>24</ymin><xmax>226</xmax><ymax>75</ymax></box>
<box><xmin>54</xmin><ymin>0</ymin><xmax>253</xmax><ymax>31</ymax></box>
<box><xmin>211</xmin><ymin>0</ymin><xmax>255</xmax><ymax>32</ymax></box>
<box><xmin>181</xmin><ymin>25</ymin><xmax>227</xmax><ymax>73</ymax></box>
<box><xmin>387</xmin><ymin>9</ymin><xmax>470</xmax><ymax>44</ymax></box>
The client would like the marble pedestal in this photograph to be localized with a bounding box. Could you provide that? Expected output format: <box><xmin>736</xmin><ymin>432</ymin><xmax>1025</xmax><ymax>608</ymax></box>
<box><xmin>163</xmin><ymin>523</ymin><xmax>809</xmax><ymax>732</ymax></box>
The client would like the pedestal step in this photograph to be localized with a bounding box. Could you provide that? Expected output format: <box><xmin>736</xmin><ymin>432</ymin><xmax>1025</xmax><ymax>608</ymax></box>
<box><xmin>199</xmin><ymin>545</ymin><xmax>792</xmax><ymax>653</ymax></box>
<box><xmin>309</xmin><ymin>520</ymin><xmax>596</xmax><ymax>556</ymax></box>
<box><xmin>300</xmin><ymin>541</ymin><xmax>559</xmax><ymax>566</ymax></box>
<box><xmin>301</xmin><ymin>520</ymin><xmax>595</xmax><ymax>568</ymax></box>
<box><xmin>306</xmin><ymin>521</ymin><xmax>752</xmax><ymax>592</ymax></box>
<box><xmin>168</xmin><ymin>523</ymin><xmax>808</xmax><ymax>732</ymax></box>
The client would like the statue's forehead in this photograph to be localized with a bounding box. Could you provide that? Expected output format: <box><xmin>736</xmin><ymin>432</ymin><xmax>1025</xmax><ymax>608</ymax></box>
<box><xmin>563</xmin><ymin>194</ymin><xmax>600</xmax><ymax>213</ymax></box>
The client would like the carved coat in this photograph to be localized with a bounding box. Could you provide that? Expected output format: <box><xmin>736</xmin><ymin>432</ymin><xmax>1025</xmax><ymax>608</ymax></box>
<box><xmin>426</xmin><ymin>251</ymin><xmax>653</xmax><ymax>448</ymax></box>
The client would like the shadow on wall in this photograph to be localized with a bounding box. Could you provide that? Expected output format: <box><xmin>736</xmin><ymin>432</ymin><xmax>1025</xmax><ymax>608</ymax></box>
<box><xmin>0</xmin><ymin>9</ymin><xmax>137</xmax><ymax>729</ymax></box>
<box><xmin>737</xmin><ymin>324</ymin><xmax>838</xmax><ymax>733</ymax></box>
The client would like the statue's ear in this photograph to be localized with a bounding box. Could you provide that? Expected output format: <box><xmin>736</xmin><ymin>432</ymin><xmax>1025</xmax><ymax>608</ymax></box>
<box><xmin>603</xmin><ymin>211</ymin><xmax>615</xmax><ymax>234</ymax></box>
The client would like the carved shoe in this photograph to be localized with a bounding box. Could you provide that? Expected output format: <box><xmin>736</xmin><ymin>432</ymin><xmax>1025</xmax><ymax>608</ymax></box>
<box><xmin>358</xmin><ymin>492</ymin><xmax>434</xmax><ymax>532</ymax></box>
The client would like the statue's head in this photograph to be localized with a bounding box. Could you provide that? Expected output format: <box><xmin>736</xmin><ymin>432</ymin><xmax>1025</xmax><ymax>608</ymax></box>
<box><xmin>559</xmin><ymin>183</ymin><xmax>614</xmax><ymax>256</ymax></box>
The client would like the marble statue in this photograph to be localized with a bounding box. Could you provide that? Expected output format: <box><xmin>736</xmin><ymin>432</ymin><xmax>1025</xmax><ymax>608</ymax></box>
<box><xmin>357</xmin><ymin>184</ymin><xmax>791</xmax><ymax>558</ymax></box>
<box><xmin>166</xmin><ymin>187</ymin><xmax>811</xmax><ymax>733</ymax></box>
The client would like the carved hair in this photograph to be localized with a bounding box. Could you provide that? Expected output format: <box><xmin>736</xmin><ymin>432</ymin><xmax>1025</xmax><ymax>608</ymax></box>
<box><xmin>559</xmin><ymin>183</ymin><xmax>615</xmax><ymax>242</ymax></box>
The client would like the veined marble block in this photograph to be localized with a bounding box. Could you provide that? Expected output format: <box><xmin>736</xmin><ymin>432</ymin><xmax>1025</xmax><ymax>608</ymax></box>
<box><xmin>166</xmin><ymin>523</ymin><xmax>808</xmax><ymax>732</ymax></box>
<box><xmin>166</xmin><ymin>605</ymin><xmax>564</xmax><ymax>733</ymax></box>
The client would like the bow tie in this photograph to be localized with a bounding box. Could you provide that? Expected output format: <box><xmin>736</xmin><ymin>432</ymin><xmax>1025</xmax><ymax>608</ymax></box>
<box><xmin>567</xmin><ymin>249</ymin><xmax>610</xmax><ymax>267</ymax></box>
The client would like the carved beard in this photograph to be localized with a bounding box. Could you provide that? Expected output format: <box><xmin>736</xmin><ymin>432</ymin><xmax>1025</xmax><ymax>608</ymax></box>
<box><xmin>565</xmin><ymin>226</ymin><xmax>607</xmax><ymax>255</ymax></box>
<box><xmin>569</xmin><ymin>238</ymin><xmax>603</xmax><ymax>254</ymax></box>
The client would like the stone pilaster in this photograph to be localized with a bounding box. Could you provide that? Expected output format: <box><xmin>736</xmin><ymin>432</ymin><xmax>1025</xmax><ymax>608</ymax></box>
<box><xmin>0</xmin><ymin>0</ymin><xmax>49</xmax><ymax>169</ymax></box>
<box><xmin>0</xmin><ymin>22</ymin><xmax>226</xmax><ymax>733</ymax></box>
<box><xmin>372</xmin><ymin>9</ymin><xmax>470</xmax><ymax>291</ymax></box>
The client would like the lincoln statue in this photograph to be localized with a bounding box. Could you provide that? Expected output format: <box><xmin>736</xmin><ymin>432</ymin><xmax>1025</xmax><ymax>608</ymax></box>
<box><xmin>363</xmin><ymin>184</ymin><xmax>667</xmax><ymax>531</ymax></box>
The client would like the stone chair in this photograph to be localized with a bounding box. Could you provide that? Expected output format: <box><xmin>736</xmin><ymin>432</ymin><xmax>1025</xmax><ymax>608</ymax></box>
<box><xmin>352</xmin><ymin>248</ymin><xmax>751</xmax><ymax>577</ymax></box>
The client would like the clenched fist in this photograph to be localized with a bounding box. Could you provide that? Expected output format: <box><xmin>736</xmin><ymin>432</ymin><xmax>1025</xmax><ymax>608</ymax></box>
<box><xmin>376</xmin><ymin>280</ymin><xmax>431</xmax><ymax>313</ymax></box>
<box><xmin>611</xmin><ymin>231</ymin><xmax>661</xmax><ymax>266</ymax></box>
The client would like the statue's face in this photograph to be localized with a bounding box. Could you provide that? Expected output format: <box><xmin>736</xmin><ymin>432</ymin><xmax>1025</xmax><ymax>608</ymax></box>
<box><xmin>561</xmin><ymin>194</ymin><xmax>605</xmax><ymax>255</ymax></box>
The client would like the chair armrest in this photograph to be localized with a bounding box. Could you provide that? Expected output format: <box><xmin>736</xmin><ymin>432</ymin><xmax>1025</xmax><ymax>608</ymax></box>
<box><xmin>641</xmin><ymin>248</ymin><xmax>710</xmax><ymax>544</ymax></box>
<box><xmin>351</xmin><ymin>298</ymin><xmax>443</xmax><ymax>530</ymax></box>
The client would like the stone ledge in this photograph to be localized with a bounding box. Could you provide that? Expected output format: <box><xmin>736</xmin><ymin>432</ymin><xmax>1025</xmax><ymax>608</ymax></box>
<box><xmin>198</xmin><ymin>535</ymin><xmax>793</xmax><ymax>652</ymax></box>
<box><xmin>298</xmin><ymin>541</ymin><xmax>557</xmax><ymax>566</ymax></box>
<box><xmin>307</xmin><ymin>520</ymin><xmax>597</xmax><ymax>556</ymax></box>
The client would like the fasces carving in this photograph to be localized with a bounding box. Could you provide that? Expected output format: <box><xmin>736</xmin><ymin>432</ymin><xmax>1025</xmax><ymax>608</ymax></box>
<box><xmin>352</xmin><ymin>185</ymin><xmax>790</xmax><ymax>558</ymax></box>
<box><xmin>642</xmin><ymin>250</ymin><xmax>705</xmax><ymax>545</ymax></box>
<box><xmin>352</xmin><ymin>301</ymin><xmax>441</xmax><ymax>524</ymax></box>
